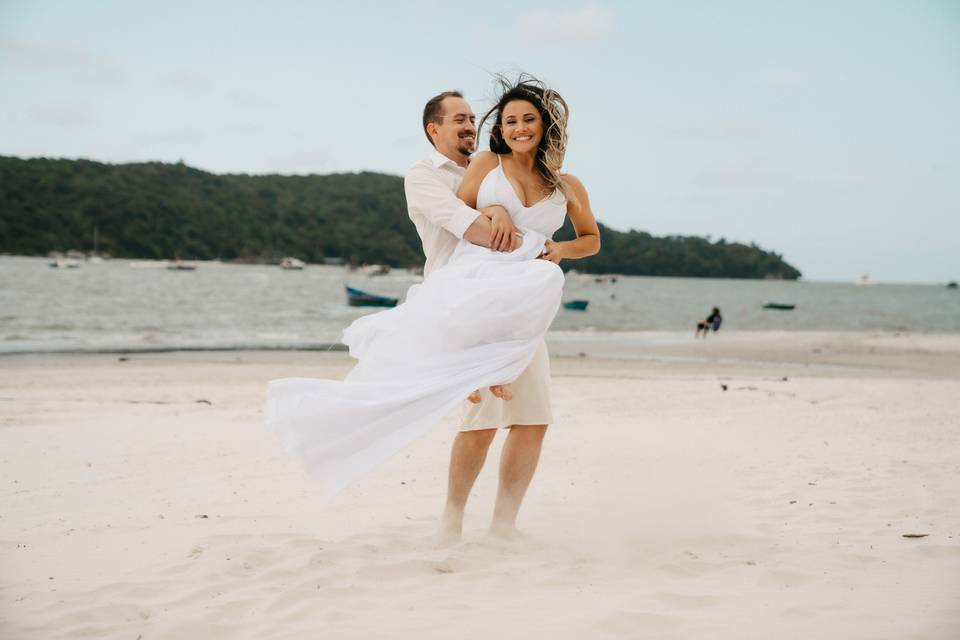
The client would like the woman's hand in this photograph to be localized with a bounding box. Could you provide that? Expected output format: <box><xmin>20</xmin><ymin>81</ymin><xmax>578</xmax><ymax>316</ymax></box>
<box><xmin>538</xmin><ymin>239</ymin><xmax>564</xmax><ymax>264</ymax></box>
<box><xmin>488</xmin><ymin>207</ymin><xmax>522</xmax><ymax>252</ymax></box>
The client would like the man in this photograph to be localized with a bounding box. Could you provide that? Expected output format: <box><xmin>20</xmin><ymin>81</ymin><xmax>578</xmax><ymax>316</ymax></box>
<box><xmin>404</xmin><ymin>91</ymin><xmax>552</xmax><ymax>545</ymax></box>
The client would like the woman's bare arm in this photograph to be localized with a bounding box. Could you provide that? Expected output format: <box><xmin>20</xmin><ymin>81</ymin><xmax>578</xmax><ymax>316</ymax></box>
<box><xmin>539</xmin><ymin>174</ymin><xmax>601</xmax><ymax>263</ymax></box>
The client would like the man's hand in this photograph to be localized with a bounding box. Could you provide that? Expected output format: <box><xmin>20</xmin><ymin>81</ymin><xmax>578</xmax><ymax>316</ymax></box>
<box><xmin>482</xmin><ymin>206</ymin><xmax>522</xmax><ymax>252</ymax></box>
<box><xmin>538</xmin><ymin>239</ymin><xmax>563</xmax><ymax>264</ymax></box>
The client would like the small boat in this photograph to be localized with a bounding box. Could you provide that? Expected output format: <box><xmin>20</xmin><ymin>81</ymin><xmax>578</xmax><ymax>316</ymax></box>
<box><xmin>948</xmin><ymin>281</ymin><xmax>958</xmax><ymax>289</ymax></box>
<box><xmin>167</xmin><ymin>259</ymin><xmax>196</xmax><ymax>271</ymax></box>
<box><xmin>563</xmin><ymin>300</ymin><xmax>589</xmax><ymax>311</ymax></box>
<box><xmin>359</xmin><ymin>264</ymin><xmax>390</xmax><ymax>276</ymax></box>
<box><xmin>590</xmin><ymin>274</ymin><xmax>620</xmax><ymax>284</ymax></box>
<box><xmin>346</xmin><ymin>286</ymin><xmax>398</xmax><ymax>308</ymax></box>
<box><xmin>856</xmin><ymin>273</ymin><xmax>877</xmax><ymax>286</ymax></box>
<box><xmin>49</xmin><ymin>258</ymin><xmax>81</xmax><ymax>268</ymax></box>
<box><xmin>280</xmin><ymin>257</ymin><xmax>305</xmax><ymax>270</ymax></box>
<box><xmin>763</xmin><ymin>302</ymin><xmax>795</xmax><ymax>310</ymax></box>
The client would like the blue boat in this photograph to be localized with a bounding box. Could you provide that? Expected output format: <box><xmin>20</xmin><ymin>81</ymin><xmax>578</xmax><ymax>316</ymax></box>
<box><xmin>346</xmin><ymin>286</ymin><xmax>398</xmax><ymax>308</ymax></box>
<box><xmin>563</xmin><ymin>299</ymin><xmax>589</xmax><ymax>311</ymax></box>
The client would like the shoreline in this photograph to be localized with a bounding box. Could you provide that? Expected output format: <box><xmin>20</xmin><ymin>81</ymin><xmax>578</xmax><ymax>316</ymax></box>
<box><xmin>3</xmin><ymin>330</ymin><xmax>959</xmax><ymax>379</ymax></box>
<box><xmin>6</xmin><ymin>254</ymin><xmax>958</xmax><ymax>286</ymax></box>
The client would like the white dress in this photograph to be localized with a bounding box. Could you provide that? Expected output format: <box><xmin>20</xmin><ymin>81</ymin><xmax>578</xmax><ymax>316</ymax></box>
<box><xmin>265</xmin><ymin>162</ymin><xmax>568</xmax><ymax>497</ymax></box>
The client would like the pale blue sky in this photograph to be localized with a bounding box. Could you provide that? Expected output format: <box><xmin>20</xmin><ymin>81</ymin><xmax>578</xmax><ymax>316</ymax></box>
<box><xmin>2</xmin><ymin>1</ymin><xmax>958</xmax><ymax>282</ymax></box>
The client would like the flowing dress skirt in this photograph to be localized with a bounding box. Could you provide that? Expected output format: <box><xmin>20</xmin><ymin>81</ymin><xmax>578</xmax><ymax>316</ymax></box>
<box><xmin>265</xmin><ymin>231</ymin><xmax>564</xmax><ymax>497</ymax></box>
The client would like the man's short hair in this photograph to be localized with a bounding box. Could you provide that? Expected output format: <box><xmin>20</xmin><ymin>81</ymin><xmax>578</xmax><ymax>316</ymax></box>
<box><xmin>422</xmin><ymin>90</ymin><xmax>463</xmax><ymax>147</ymax></box>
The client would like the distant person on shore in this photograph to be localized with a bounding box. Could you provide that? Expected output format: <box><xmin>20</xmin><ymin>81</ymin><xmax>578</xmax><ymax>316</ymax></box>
<box><xmin>696</xmin><ymin>307</ymin><xmax>722</xmax><ymax>338</ymax></box>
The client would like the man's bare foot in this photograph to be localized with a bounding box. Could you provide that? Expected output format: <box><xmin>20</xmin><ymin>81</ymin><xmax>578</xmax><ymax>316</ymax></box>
<box><xmin>434</xmin><ymin>515</ymin><xmax>463</xmax><ymax>549</ymax></box>
<box><xmin>487</xmin><ymin>522</ymin><xmax>527</xmax><ymax>543</ymax></box>
<box><xmin>489</xmin><ymin>384</ymin><xmax>513</xmax><ymax>401</ymax></box>
<box><xmin>467</xmin><ymin>390</ymin><xmax>482</xmax><ymax>404</ymax></box>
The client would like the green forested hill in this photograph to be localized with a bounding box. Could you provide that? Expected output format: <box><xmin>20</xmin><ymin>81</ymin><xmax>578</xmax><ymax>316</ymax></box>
<box><xmin>0</xmin><ymin>156</ymin><xmax>801</xmax><ymax>279</ymax></box>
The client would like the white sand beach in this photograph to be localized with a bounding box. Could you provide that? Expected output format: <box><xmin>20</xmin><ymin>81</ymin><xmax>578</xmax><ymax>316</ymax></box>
<box><xmin>1</xmin><ymin>331</ymin><xmax>959</xmax><ymax>639</ymax></box>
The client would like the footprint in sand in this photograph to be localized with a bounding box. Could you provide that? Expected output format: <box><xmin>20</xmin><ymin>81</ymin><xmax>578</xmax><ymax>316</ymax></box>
<box><xmin>595</xmin><ymin>610</ymin><xmax>683</xmax><ymax>634</ymax></box>
<box><xmin>758</xmin><ymin>568</ymin><xmax>819</xmax><ymax>588</ymax></box>
<box><xmin>910</xmin><ymin>543</ymin><xmax>960</xmax><ymax>559</ymax></box>
<box><xmin>652</xmin><ymin>591</ymin><xmax>728</xmax><ymax>609</ymax></box>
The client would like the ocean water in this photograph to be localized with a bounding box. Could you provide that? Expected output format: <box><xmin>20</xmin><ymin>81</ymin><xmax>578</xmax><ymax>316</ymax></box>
<box><xmin>2</xmin><ymin>256</ymin><xmax>958</xmax><ymax>354</ymax></box>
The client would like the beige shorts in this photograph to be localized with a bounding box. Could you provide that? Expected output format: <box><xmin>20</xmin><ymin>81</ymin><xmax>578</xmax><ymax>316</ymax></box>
<box><xmin>460</xmin><ymin>341</ymin><xmax>553</xmax><ymax>431</ymax></box>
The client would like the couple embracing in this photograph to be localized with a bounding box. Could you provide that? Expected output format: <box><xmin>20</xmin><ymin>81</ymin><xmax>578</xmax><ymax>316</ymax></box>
<box><xmin>266</xmin><ymin>75</ymin><xmax>600</xmax><ymax>545</ymax></box>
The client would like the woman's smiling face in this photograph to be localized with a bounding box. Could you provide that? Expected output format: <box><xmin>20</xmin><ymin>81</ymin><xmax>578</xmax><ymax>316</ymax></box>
<box><xmin>500</xmin><ymin>99</ymin><xmax>542</xmax><ymax>153</ymax></box>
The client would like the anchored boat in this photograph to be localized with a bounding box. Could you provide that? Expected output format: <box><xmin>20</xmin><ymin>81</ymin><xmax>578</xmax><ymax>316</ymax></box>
<box><xmin>280</xmin><ymin>257</ymin><xmax>305</xmax><ymax>270</ymax></box>
<box><xmin>346</xmin><ymin>286</ymin><xmax>398</xmax><ymax>308</ymax></box>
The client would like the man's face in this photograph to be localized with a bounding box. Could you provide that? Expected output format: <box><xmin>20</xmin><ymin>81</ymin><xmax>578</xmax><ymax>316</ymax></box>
<box><xmin>432</xmin><ymin>96</ymin><xmax>476</xmax><ymax>160</ymax></box>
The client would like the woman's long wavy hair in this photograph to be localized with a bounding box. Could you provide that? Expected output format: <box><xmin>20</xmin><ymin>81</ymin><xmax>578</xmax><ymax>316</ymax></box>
<box><xmin>480</xmin><ymin>74</ymin><xmax>571</xmax><ymax>201</ymax></box>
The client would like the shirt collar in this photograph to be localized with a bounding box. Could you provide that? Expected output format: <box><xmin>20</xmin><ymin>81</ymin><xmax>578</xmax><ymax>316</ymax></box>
<box><xmin>430</xmin><ymin>150</ymin><xmax>467</xmax><ymax>170</ymax></box>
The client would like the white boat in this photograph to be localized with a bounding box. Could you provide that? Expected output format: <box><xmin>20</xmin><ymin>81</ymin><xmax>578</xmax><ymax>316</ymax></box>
<box><xmin>856</xmin><ymin>273</ymin><xmax>877</xmax><ymax>286</ymax></box>
<box><xmin>49</xmin><ymin>258</ymin><xmax>81</xmax><ymax>269</ymax></box>
<box><xmin>280</xmin><ymin>257</ymin><xmax>305</xmax><ymax>270</ymax></box>
<box><xmin>359</xmin><ymin>264</ymin><xmax>390</xmax><ymax>276</ymax></box>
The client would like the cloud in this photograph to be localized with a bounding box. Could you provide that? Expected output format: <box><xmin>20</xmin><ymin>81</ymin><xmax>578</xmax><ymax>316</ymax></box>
<box><xmin>0</xmin><ymin>38</ymin><xmax>126</xmax><ymax>85</ymax></box>
<box><xmin>261</xmin><ymin>149</ymin><xmax>337</xmax><ymax>174</ymax></box>
<box><xmin>136</xmin><ymin>128</ymin><xmax>209</xmax><ymax>145</ymax></box>
<box><xmin>514</xmin><ymin>5</ymin><xmax>612</xmax><ymax>45</ymax></box>
<box><xmin>225</xmin><ymin>88</ymin><xmax>276</xmax><ymax>108</ymax></box>
<box><xmin>31</xmin><ymin>103</ymin><xmax>94</xmax><ymax>128</ymax></box>
<box><xmin>693</xmin><ymin>165</ymin><xmax>869</xmax><ymax>197</ymax></box>
<box><xmin>223</xmin><ymin>122</ymin><xmax>267</xmax><ymax>135</ymax></box>
<box><xmin>0</xmin><ymin>38</ymin><xmax>96</xmax><ymax>69</ymax></box>
<box><xmin>657</xmin><ymin>118</ymin><xmax>762</xmax><ymax>142</ymax></box>
<box><xmin>759</xmin><ymin>68</ymin><xmax>807</xmax><ymax>88</ymax></box>
<box><xmin>160</xmin><ymin>71</ymin><xmax>216</xmax><ymax>94</ymax></box>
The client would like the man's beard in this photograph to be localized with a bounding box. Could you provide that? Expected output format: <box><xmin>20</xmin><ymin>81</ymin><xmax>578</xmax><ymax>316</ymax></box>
<box><xmin>456</xmin><ymin>141</ymin><xmax>475</xmax><ymax>157</ymax></box>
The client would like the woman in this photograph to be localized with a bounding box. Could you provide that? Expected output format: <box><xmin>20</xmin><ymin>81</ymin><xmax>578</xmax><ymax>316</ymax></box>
<box><xmin>459</xmin><ymin>75</ymin><xmax>601</xmax><ymax>402</ymax></box>
<box><xmin>265</xmin><ymin>75</ymin><xmax>600</xmax><ymax>497</ymax></box>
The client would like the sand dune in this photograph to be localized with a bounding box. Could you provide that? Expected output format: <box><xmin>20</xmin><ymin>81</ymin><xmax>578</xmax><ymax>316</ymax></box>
<box><xmin>1</xmin><ymin>332</ymin><xmax>958</xmax><ymax>639</ymax></box>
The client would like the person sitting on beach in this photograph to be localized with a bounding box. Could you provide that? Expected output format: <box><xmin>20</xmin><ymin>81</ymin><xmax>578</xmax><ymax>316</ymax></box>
<box><xmin>696</xmin><ymin>307</ymin><xmax>722</xmax><ymax>338</ymax></box>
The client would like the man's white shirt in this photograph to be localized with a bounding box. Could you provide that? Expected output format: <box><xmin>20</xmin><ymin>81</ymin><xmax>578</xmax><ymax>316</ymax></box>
<box><xmin>404</xmin><ymin>150</ymin><xmax>481</xmax><ymax>276</ymax></box>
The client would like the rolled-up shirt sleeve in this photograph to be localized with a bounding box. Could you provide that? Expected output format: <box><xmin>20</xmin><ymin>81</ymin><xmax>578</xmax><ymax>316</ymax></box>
<box><xmin>404</xmin><ymin>164</ymin><xmax>480</xmax><ymax>240</ymax></box>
